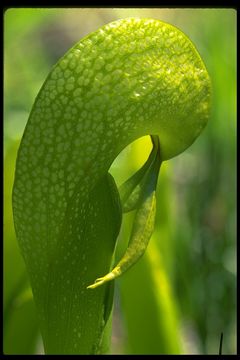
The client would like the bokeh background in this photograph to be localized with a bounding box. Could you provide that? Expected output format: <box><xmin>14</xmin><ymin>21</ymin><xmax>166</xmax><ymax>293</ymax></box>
<box><xmin>4</xmin><ymin>8</ymin><xmax>236</xmax><ymax>354</ymax></box>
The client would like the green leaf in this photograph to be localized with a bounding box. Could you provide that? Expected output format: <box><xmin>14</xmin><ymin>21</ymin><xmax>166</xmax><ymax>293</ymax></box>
<box><xmin>88</xmin><ymin>136</ymin><xmax>161</xmax><ymax>288</ymax></box>
<box><xmin>119</xmin><ymin>136</ymin><xmax>159</xmax><ymax>212</ymax></box>
<box><xmin>27</xmin><ymin>173</ymin><xmax>121</xmax><ymax>354</ymax></box>
<box><xmin>12</xmin><ymin>18</ymin><xmax>211</xmax><ymax>354</ymax></box>
<box><xmin>118</xmin><ymin>237</ymin><xmax>182</xmax><ymax>354</ymax></box>
<box><xmin>110</xmin><ymin>136</ymin><xmax>182</xmax><ymax>354</ymax></box>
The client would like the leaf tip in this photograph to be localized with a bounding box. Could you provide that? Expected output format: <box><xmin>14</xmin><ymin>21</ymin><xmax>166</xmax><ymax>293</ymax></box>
<box><xmin>87</xmin><ymin>272</ymin><xmax>116</xmax><ymax>290</ymax></box>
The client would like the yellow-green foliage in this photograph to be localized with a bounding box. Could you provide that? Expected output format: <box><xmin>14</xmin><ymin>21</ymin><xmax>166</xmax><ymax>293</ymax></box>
<box><xmin>12</xmin><ymin>18</ymin><xmax>211</xmax><ymax>354</ymax></box>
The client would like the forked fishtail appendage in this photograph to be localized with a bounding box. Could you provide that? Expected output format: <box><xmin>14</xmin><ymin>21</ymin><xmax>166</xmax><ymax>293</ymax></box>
<box><xmin>87</xmin><ymin>136</ymin><xmax>161</xmax><ymax>289</ymax></box>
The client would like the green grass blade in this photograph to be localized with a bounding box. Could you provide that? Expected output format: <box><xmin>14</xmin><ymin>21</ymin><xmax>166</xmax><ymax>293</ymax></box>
<box><xmin>118</xmin><ymin>237</ymin><xmax>181</xmax><ymax>354</ymax></box>
<box><xmin>4</xmin><ymin>140</ymin><xmax>40</xmax><ymax>354</ymax></box>
<box><xmin>115</xmin><ymin>137</ymin><xmax>181</xmax><ymax>354</ymax></box>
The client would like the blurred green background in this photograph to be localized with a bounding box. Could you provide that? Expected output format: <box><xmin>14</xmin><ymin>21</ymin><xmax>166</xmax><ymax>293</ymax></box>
<box><xmin>4</xmin><ymin>8</ymin><xmax>236</xmax><ymax>355</ymax></box>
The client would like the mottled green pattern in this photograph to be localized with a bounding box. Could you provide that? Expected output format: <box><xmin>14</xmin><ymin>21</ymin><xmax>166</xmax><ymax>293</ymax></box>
<box><xmin>12</xmin><ymin>18</ymin><xmax>211</xmax><ymax>354</ymax></box>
